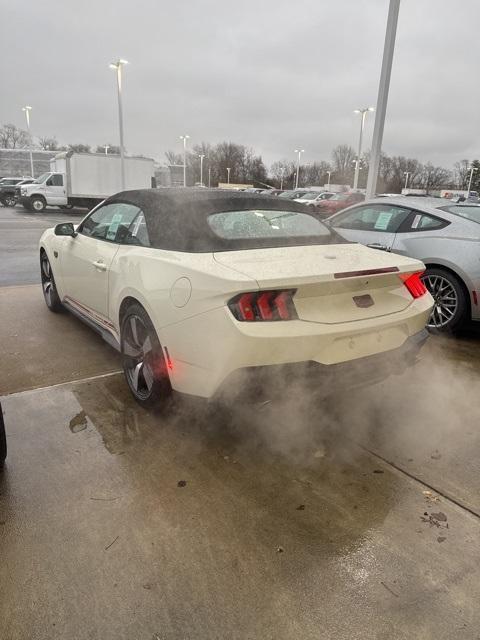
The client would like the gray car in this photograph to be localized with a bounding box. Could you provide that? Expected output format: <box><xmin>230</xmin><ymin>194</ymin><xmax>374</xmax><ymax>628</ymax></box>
<box><xmin>326</xmin><ymin>197</ymin><xmax>480</xmax><ymax>331</ymax></box>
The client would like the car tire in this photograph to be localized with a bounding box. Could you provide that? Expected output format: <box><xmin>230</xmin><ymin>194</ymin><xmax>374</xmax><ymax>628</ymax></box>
<box><xmin>2</xmin><ymin>195</ymin><xmax>16</xmax><ymax>207</ymax></box>
<box><xmin>59</xmin><ymin>205</ymin><xmax>73</xmax><ymax>210</ymax></box>
<box><xmin>121</xmin><ymin>303</ymin><xmax>173</xmax><ymax>409</ymax></box>
<box><xmin>40</xmin><ymin>251</ymin><xmax>63</xmax><ymax>312</ymax></box>
<box><xmin>422</xmin><ymin>267</ymin><xmax>467</xmax><ymax>332</ymax></box>
<box><xmin>0</xmin><ymin>402</ymin><xmax>6</xmax><ymax>469</ymax></box>
<box><xmin>31</xmin><ymin>196</ymin><xmax>46</xmax><ymax>212</ymax></box>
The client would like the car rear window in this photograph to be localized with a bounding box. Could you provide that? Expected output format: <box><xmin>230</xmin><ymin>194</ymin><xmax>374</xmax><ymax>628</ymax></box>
<box><xmin>440</xmin><ymin>205</ymin><xmax>480</xmax><ymax>224</ymax></box>
<box><xmin>208</xmin><ymin>209</ymin><xmax>332</xmax><ymax>242</ymax></box>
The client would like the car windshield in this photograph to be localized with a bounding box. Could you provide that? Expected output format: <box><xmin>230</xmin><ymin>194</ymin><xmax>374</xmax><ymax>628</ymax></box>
<box><xmin>34</xmin><ymin>173</ymin><xmax>50</xmax><ymax>184</ymax></box>
<box><xmin>440</xmin><ymin>205</ymin><xmax>480</xmax><ymax>224</ymax></box>
<box><xmin>1</xmin><ymin>179</ymin><xmax>21</xmax><ymax>185</ymax></box>
<box><xmin>299</xmin><ymin>191</ymin><xmax>319</xmax><ymax>199</ymax></box>
<box><xmin>208</xmin><ymin>209</ymin><xmax>335</xmax><ymax>243</ymax></box>
<box><xmin>330</xmin><ymin>193</ymin><xmax>349</xmax><ymax>201</ymax></box>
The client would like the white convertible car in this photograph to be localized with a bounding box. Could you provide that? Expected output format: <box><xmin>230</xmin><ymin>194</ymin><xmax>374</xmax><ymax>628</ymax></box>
<box><xmin>39</xmin><ymin>189</ymin><xmax>433</xmax><ymax>407</ymax></box>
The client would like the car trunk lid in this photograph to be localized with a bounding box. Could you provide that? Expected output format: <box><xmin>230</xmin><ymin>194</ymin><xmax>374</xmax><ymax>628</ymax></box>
<box><xmin>214</xmin><ymin>244</ymin><xmax>425</xmax><ymax>324</ymax></box>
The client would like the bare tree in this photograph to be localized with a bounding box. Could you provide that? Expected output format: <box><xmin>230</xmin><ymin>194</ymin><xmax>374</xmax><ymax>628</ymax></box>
<box><xmin>331</xmin><ymin>144</ymin><xmax>356</xmax><ymax>184</ymax></box>
<box><xmin>453</xmin><ymin>159</ymin><xmax>471</xmax><ymax>189</ymax></box>
<box><xmin>38</xmin><ymin>136</ymin><xmax>59</xmax><ymax>151</ymax></box>
<box><xmin>0</xmin><ymin>123</ymin><xmax>31</xmax><ymax>149</ymax></box>
<box><xmin>67</xmin><ymin>144</ymin><xmax>91</xmax><ymax>153</ymax></box>
<box><xmin>165</xmin><ymin>150</ymin><xmax>183</xmax><ymax>166</ymax></box>
<box><xmin>419</xmin><ymin>163</ymin><xmax>452</xmax><ymax>193</ymax></box>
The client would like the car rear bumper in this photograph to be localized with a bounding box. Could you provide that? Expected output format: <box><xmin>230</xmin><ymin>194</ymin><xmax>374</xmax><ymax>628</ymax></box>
<box><xmin>159</xmin><ymin>295</ymin><xmax>432</xmax><ymax>398</ymax></box>
<box><xmin>218</xmin><ymin>328</ymin><xmax>428</xmax><ymax>400</ymax></box>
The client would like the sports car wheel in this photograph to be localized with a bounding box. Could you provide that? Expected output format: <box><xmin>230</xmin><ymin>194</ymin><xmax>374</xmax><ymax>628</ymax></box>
<box><xmin>40</xmin><ymin>252</ymin><xmax>63</xmax><ymax>312</ymax></box>
<box><xmin>422</xmin><ymin>268</ymin><xmax>466</xmax><ymax>332</ymax></box>
<box><xmin>121</xmin><ymin>304</ymin><xmax>172</xmax><ymax>408</ymax></box>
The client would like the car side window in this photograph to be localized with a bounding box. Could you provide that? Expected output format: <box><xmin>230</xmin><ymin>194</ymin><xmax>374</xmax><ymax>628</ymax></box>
<box><xmin>332</xmin><ymin>204</ymin><xmax>411</xmax><ymax>233</ymax></box>
<box><xmin>408</xmin><ymin>213</ymin><xmax>449</xmax><ymax>231</ymax></box>
<box><xmin>51</xmin><ymin>174</ymin><xmax>63</xmax><ymax>186</ymax></box>
<box><xmin>123</xmin><ymin>211</ymin><xmax>151</xmax><ymax>247</ymax></box>
<box><xmin>79</xmin><ymin>203</ymin><xmax>143</xmax><ymax>243</ymax></box>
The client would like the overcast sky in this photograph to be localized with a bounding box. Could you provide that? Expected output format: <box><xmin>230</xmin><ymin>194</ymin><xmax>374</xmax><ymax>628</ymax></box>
<box><xmin>1</xmin><ymin>0</ymin><xmax>479</xmax><ymax>169</ymax></box>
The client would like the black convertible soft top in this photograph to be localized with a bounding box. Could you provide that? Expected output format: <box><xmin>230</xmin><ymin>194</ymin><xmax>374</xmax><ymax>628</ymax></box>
<box><xmin>105</xmin><ymin>188</ymin><xmax>343</xmax><ymax>252</ymax></box>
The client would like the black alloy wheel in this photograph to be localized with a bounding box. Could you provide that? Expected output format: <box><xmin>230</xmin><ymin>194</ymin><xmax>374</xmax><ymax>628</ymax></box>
<box><xmin>121</xmin><ymin>304</ymin><xmax>172</xmax><ymax>408</ymax></box>
<box><xmin>40</xmin><ymin>252</ymin><xmax>63</xmax><ymax>312</ymax></box>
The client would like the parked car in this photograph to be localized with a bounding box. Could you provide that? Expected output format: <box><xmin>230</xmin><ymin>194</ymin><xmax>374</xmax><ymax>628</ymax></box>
<box><xmin>0</xmin><ymin>177</ymin><xmax>34</xmax><ymax>207</ymax></box>
<box><xmin>39</xmin><ymin>189</ymin><xmax>432</xmax><ymax>408</ymax></box>
<box><xmin>260</xmin><ymin>189</ymin><xmax>284</xmax><ymax>196</ymax></box>
<box><xmin>315</xmin><ymin>191</ymin><xmax>365</xmax><ymax>215</ymax></box>
<box><xmin>326</xmin><ymin>197</ymin><xmax>480</xmax><ymax>332</ymax></box>
<box><xmin>277</xmin><ymin>189</ymin><xmax>309</xmax><ymax>200</ymax></box>
<box><xmin>295</xmin><ymin>191</ymin><xmax>335</xmax><ymax>205</ymax></box>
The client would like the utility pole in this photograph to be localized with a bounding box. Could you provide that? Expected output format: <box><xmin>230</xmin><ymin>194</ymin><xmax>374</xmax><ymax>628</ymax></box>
<box><xmin>365</xmin><ymin>0</ymin><xmax>401</xmax><ymax>199</ymax></box>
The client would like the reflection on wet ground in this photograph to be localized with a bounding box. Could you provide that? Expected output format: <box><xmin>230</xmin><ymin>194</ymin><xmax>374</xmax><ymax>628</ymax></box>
<box><xmin>2</xmin><ymin>342</ymin><xmax>480</xmax><ymax>638</ymax></box>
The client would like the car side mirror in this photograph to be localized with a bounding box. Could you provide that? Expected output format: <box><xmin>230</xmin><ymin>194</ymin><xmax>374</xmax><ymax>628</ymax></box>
<box><xmin>54</xmin><ymin>222</ymin><xmax>76</xmax><ymax>237</ymax></box>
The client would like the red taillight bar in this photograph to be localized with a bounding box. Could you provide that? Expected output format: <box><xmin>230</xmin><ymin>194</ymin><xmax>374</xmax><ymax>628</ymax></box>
<box><xmin>399</xmin><ymin>271</ymin><xmax>428</xmax><ymax>299</ymax></box>
<box><xmin>228</xmin><ymin>289</ymin><xmax>298</xmax><ymax>322</ymax></box>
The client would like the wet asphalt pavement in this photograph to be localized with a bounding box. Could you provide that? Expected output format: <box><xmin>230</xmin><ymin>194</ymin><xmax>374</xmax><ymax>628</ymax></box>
<box><xmin>1</xmin><ymin>207</ymin><xmax>480</xmax><ymax>639</ymax></box>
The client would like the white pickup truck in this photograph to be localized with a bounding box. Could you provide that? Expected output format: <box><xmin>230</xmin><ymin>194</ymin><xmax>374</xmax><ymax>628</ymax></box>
<box><xmin>20</xmin><ymin>151</ymin><xmax>155</xmax><ymax>212</ymax></box>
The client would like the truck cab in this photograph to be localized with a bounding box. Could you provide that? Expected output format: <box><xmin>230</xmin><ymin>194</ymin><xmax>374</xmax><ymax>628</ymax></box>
<box><xmin>20</xmin><ymin>172</ymin><xmax>67</xmax><ymax>211</ymax></box>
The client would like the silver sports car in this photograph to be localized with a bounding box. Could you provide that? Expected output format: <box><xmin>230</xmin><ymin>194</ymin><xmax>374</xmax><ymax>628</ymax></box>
<box><xmin>326</xmin><ymin>197</ymin><xmax>480</xmax><ymax>331</ymax></box>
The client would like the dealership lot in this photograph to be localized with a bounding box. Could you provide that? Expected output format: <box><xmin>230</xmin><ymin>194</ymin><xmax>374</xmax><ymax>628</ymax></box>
<box><xmin>1</xmin><ymin>206</ymin><xmax>480</xmax><ymax>639</ymax></box>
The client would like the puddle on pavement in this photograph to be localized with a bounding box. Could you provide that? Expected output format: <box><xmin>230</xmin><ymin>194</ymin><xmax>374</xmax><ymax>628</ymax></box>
<box><xmin>63</xmin><ymin>372</ymin><xmax>404</xmax><ymax>557</ymax></box>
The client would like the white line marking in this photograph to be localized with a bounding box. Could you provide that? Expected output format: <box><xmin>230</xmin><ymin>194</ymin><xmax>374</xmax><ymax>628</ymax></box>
<box><xmin>1</xmin><ymin>370</ymin><xmax>123</xmax><ymax>399</ymax></box>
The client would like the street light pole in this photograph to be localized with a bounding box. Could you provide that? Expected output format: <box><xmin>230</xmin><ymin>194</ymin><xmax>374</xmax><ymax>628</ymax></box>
<box><xmin>227</xmin><ymin>167</ymin><xmax>231</xmax><ymax>184</ymax></box>
<box><xmin>404</xmin><ymin>171</ymin><xmax>410</xmax><ymax>190</ymax></box>
<box><xmin>280</xmin><ymin>167</ymin><xmax>285</xmax><ymax>190</ymax></box>
<box><xmin>294</xmin><ymin>149</ymin><xmax>304</xmax><ymax>189</ymax></box>
<box><xmin>467</xmin><ymin>166</ymin><xmax>478</xmax><ymax>198</ymax></box>
<box><xmin>199</xmin><ymin>154</ymin><xmax>205</xmax><ymax>186</ymax></box>
<box><xmin>365</xmin><ymin>0</ymin><xmax>401</xmax><ymax>199</ymax></box>
<box><xmin>22</xmin><ymin>106</ymin><xmax>34</xmax><ymax>177</ymax></box>
<box><xmin>208</xmin><ymin>166</ymin><xmax>211</xmax><ymax>188</ymax></box>
<box><xmin>326</xmin><ymin>170</ymin><xmax>331</xmax><ymax>189</ymax></box>
<box><xmin>109</xmin><ymin>59</ymin><xmax>129</xmax><ymax>190</ymax></box>
<box><xmin>353</xmin><ymin>107</ymin><xmax>374</xmax><ymax>189</ymax></box>
<box><xmin>180</xmin><ymin>135</ymin><xmax>190</xmax><ymax>187</ymax></box>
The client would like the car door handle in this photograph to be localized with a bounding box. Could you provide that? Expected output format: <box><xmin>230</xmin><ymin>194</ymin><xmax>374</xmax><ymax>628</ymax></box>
<box><xmin>367</xmin><ymin>243</ymin><xmax>390</xmax><ymax>251</ymax></box>
<box><xmin>92</xmin><ymin>260</ymin><xmax>107</xmax><ymax>271</ymax></box>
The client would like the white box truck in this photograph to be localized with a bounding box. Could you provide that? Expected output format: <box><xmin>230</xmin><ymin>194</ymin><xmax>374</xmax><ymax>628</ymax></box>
<box><xmin>19</xmin><ymin>151</ymin><xmax>155</xmax><ymax>212</ymax></box>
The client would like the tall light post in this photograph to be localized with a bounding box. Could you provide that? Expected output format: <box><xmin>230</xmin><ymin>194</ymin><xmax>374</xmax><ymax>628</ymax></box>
<box><xmin>104</xmin><ymin>145</ymin><xmax>110</xmax><ymax>155</ymax></box>
<box><xmin>294</xmin><ymin>149</ymin><xmax>304</xmax><ymax>189</ymax></box>
<box><xmin>366</xmin><ymin>0</ymin><xmax>401</xmax><ymax>199</ymax></box>
<box><xmin>227</xmin><ymin>167</ymin><xmax>231</xmax><ymax>184</ymax></box>
<box><xmin>22</xmin><ymin>106</ymin><xmax>34</xmax><ymax>177</ymax></box>
<box><xmin>404</xmin><ymin>171</ymin><xmax>410</xmax><ymax>190</ymax></box>
<box><xmin>353</xmin><ymin>107</ymin><xmax>374</xmax><ymax>189</ymax></box>
<box><xmin>280</xmin><ymin>167</ymin><xmax>285</xmax><ymax>190</ymax></box>
<box><xmin>467</xmin><ymin>166</ymin><xmax>478</xmax><ymax>198</ymax></box>
<box><xmin>109</xmin><ymin>59</ymin><xmax>129</xmax><ymax>189</ymax></box>
<box><xmin>208</xmin><ymin>165</ymin><xmax>211</xmax><ymax>188</ymax></box>
<box><xmin>326</xmin><ymin>170</ymin><xmax>331</xmax><ymax>188</ymax></box>
<box><xmin>199</xmin><ymin>154</ymin><xmax>205</xmax><ymax>186</ymax></box>
<box><xmin>180</xmin><ymin>134</ymin><xmax>190</xmax><ymax>187</ymax></box>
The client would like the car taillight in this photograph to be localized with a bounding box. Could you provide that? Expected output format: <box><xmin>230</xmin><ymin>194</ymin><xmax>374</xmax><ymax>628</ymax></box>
<box><xmin>399</xmin><ymin>271</ymin><xmax>427</xmax><ymax>298</ymax></box>
<box><xmin>228</xmin><ymin>289</ymin><xmax>298</xmax><ymax>321</ymax></box>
